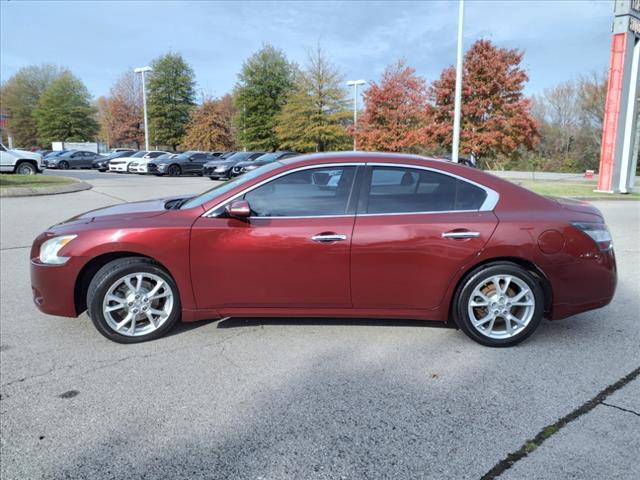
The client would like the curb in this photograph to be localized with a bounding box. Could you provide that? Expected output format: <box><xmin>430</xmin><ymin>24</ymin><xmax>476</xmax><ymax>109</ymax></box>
<box><xmin>0</xmin><ymin>180</ymin><xmax>92</xmax><ymax>197</ymax></box>
<box><xmin>563</xmin><ymin>196</ymin><xmax>640</xmax><ymax>201</ymax></box>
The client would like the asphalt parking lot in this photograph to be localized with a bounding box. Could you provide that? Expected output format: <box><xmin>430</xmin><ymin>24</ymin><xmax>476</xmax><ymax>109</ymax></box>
<box><xmin>1</xmin><ymin>170</ymin><xmax>639</xmax><ymax>479</ymax></box>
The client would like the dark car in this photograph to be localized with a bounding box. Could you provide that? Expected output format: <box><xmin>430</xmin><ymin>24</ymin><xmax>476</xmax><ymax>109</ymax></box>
<box><xmin>44</xmin><ymin>150</ymin><xmax>103</xmax><ymax>169</ymax></box>
<box><xmin>148</xmin><ymin>151</ymin><xmax>218</xmax><ymax>177</ymax></box>
<box><xmin>436</xmin><ymin>155</ymin><xmax>476</xmax><ymax>168</ymax></box>
<box><xmin>203</xmin><ymin>151</ymin><xmax>266</xmax><ymax>180</ymax></box>
<box><xmin>230</xmin><ymin>151</ymin><xmax>298</xmax><ymax>177</ymax></box>
<box><xmin>92</xmin><ymin>150</ymin><xmax>136</xmax><ymax>172</ymax></box>
<box><xmin>43</xmin><ymin>150</ymin><xmax>70</xmax><ymax>161</ymax></box>
<box><xmin>30</xmin><ymin>152</ymin><xmax>617</xmax><ymax>346</ymax></box>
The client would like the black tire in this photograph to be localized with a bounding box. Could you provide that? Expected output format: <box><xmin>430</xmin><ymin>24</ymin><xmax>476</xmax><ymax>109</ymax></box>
<box><xmin>168</xmin><ymin>164</ymin><xmax>181</xmax><ymax>177</ymax></box>
<box><xmin>15</xmin><ymin>161</ymin><xmax>37</xmax><ymax>175</ymax></box>
<box><xmin>453</xmin><ymin>262</ymin><xmax>544</xmax><ymax>347</ymax></box>
<box><xmin>58</xmin><ymin>160</ymin><xmax>69</xmax><ymax>170</ymax></box>
<box><xmin>86</xmin><ymin>257</ymin><xmax>181</xmax><ymax>344</ymax></box>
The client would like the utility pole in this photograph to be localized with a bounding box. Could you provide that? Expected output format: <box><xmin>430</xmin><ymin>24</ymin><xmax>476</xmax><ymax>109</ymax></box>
<box><xmin>134</xmin><ymin>66</ymin><xmax>152</xmax><ymax>151</ymax></box>
<box><xmin>347</xmin><ymin>79</ymin><xmax>366</xmax><ymax>151</ymax></box>
<box><xmin>451</xmin><ymin>0</ymin><xmax>465</xmax><ymax>163</ymax></box>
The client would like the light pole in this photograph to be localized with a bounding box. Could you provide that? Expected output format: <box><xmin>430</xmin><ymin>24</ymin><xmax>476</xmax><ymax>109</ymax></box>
<box><xmin>451</xmin><ymin>0</ymin><xmax>465</xmax><ymax>163</ymax></box>
<box><xmin>347</xmin><ymin>79</ymin><xmax>366</xmax><ymax>151</ymax></box>
<box><xmin>134</xmin><ymin>66</ymin><xmax>152</xmax><ymax>151</ymax></box>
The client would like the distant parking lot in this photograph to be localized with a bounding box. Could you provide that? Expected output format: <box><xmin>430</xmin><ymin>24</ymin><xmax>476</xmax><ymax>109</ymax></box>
<box><xmin>1</xmin><ymin>174</ymin><xmax>639</xmax><ymax>479</ymax></box>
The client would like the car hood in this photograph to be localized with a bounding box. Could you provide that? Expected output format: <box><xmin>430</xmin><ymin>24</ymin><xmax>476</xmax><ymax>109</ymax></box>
<box><xmin>204</xmin><ymin>158</ymin><xmax>237</xmax><ymax>167</ymax></box>
<box><xmin>56</xmin><ymin>196</ymin><xmax>190</xmax><ymax>226</ymax></box>
<box><xmin>12</xmin><ymin>149</ymin><xmax>42</xmax><ymax>160</ymax></box>
<box><xmin>549</xmin><ymin>196</ymin><xmax>603</xmax><ymax>219</ymax></box>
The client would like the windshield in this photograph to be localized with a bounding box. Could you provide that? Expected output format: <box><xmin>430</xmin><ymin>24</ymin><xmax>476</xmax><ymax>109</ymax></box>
<box><xmin>155</xmin><ymin>153</ymin><xmax>174</xmax><ymax>161</ymax></box>
<box><xmin>180</xmin><ymin>161</ymin><xmax>283</xmax><ymax>210</ymax></box>
<box><xmin>174</xmin><ymin>152</ymin><xmax>197</xmax><ymax>160</ymax></box>
<box><xmin>254</xmin><ymin>152</ymin><xmax>283</xmax><ymax>162</ymax></box>
<box><xmin>224</xmin><ymin>152</ymin><xmax>256</xmax><ymax>162</ymax></box>
<box><xmin>131</xmin><ymin>151</ymin><xmax>147</xmax><ymax>158</ymax></box>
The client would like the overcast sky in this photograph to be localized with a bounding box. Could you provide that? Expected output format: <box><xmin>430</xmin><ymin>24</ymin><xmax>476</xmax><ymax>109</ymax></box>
<box><xmin>1</xmin><ymin>0</ymin><xmax>614</xmax><ymax>101</ymax></box>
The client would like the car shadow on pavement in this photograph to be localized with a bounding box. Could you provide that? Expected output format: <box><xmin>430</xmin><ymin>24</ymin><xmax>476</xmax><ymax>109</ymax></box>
<box><xmin>216</xmin><ymin>316</ymin><xmax>455</xmax><ymax>330</ymax></box>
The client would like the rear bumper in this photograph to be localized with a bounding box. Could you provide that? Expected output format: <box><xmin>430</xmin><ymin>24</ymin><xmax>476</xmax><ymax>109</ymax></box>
<box><xmin>547</xmin><ymin>250</ymin><xmax>617</xmax><ymax>320</ymax></box>
<box><xmin>30</xmin><ymin>257</ymin><xmax>85</xmax><ymax>317</ymax></box>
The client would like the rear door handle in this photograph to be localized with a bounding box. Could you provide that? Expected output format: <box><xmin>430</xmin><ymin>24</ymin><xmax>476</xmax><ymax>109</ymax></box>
<box><xmin>442</xmin><ymin>231</ymin><xmax>481</xmax><ymax>239</ymax></box>
<box><xmin>312</xmin><ymin>234</ymin><xmax>348</xmax><ymax>243</ymax></box>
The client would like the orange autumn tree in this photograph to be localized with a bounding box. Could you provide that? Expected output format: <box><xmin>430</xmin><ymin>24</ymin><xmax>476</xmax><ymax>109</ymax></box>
<box><xmin>355</xmin><ymin>61</ymin><xmax>430</xmax><ymax>152</ymax></box>
<box><xmin>181</xmin><ymin>95</ymin><xmax>237</xmax><ymax>151</ymax></box>
<box><xmin>101</xmin><ymin>71</ymin><xmax>144</xmax><ymax>148</ymax></box>
<box><xmin>426</xmin><ymin>40</ymin><xmax>539</xmax><ymax>167</ymax></box>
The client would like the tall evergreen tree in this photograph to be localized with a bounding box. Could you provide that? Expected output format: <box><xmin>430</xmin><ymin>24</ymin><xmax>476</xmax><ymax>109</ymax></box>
<box><xmin>32</xmin><ymin>71</ymin><xmax>98</xmax><ymax>145</ymax></box>
<box><xmin>147</xmin><ymin>53</ymin><xmax>196</xmax><ymax>150</ymax></box>
<box><xmin>0</xmin><ymin>64</ymin><xmax>67</xmax><ymax>147</ymax></box>
<box><xmin>275</xmin><ymin>46</ymin><xmax>351</xmax><ymax>152</ymax></box>
<box><xmin>234</xmin><ymin>44</ymin><xmax>295</xmax><ymax>151</ymax></box>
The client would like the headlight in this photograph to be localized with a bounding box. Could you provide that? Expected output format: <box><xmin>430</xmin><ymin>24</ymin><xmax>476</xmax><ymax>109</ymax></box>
<box><xmin>245</xmin><ymin>165</ymin><xmax>257</xmax><ymax>171</ymax></box>
<box><xmin>157</xmin><ymin>164</ymin><xmax>166</xmax><ymax>170</ymax></box>
<box><xmin>39</xmin><ymin>235</ymin><xmax>77</xmax><ymax>264</ymax></box>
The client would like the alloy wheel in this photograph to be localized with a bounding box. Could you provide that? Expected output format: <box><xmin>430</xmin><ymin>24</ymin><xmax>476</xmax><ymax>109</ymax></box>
<box><xmin>102</xmin><ymin>272</ymin><xmax>174</xmax><ymax>337</ymax></box>
<box><xmin>467</xmin><ymin>274</ymin><xmax>535</xmax><ymax>340</ymax></box>
<box><xmin>58</xmin><ymin>161</ymin><xmax>69</xmax><ymax>170</ymax></box>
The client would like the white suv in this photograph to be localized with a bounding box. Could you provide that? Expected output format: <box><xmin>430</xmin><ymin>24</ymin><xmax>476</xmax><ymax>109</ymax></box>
<box><xmin>0</xmin><ymin>143</ymin><xmax>43</xmax><ymax>175</ymax></box>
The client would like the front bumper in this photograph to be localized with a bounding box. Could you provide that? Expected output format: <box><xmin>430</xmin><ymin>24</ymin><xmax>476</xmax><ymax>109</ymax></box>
<box><xmin>203</xmin><ymin>165</ymin><xmax>231</xmax><ymax>178</ymax></box>
<box><xmin>30</xmin><ymin>257</ymin><xmax>85</xmax><ymax>317</ymax></box>
<box><xmin>109</xmin><ymin>164</ymin><xmax>128</xmax><ymax>172</ymax></box>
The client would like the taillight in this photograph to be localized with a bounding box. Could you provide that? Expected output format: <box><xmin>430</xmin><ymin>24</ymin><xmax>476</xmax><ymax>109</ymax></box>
<box><xmin>571</xmin><ymin>222</ymin><xmax>613</xmax><ymax>252</ymax></box>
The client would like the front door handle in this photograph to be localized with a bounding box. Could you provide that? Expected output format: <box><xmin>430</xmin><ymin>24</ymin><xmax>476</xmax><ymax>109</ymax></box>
<box><xmin>442</xmin><ymin>231</ymin><xmax>481</xmax><ymax>239</ymax></box>
<box><xmin>311</xmin><ymin>234</ymin><xmax>348</xmax><ymax>243</ymax></box>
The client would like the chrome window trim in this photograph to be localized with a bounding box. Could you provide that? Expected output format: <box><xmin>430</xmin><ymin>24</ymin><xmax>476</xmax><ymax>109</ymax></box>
<box><xmin>202</xmin><ymin>163</ymin><xmax>362</xmax><ymax>217</ymax></box>
<box><xmin>202</xmin><ymin>161</ymin><xmax>499</xmax><ymax>218</ymax></box>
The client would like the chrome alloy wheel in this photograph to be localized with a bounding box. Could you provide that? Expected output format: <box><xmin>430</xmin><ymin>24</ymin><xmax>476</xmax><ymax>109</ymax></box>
<box><xmin>102</xmin><ymin>272</ymin><xmax>174</xmax><ymax>337</ymax></box>
<box><xmin>467</xmin><ymin>274</ymin><xmax>535</xmax><ymax>340</ymax></box>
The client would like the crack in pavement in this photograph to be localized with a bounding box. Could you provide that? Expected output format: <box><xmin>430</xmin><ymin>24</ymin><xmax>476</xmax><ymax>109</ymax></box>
<box><xmin>0</xmin><ymin>326</ymin><xmax>255</xmax><ymax>391</ymax></box>
<box><xmin>480</xmin><ymin>366</ymin><xmax>640</xmax><ymax>480</ymax></box>
<box><xmin>600</xmin><ymin>401</ymin><xmax>640</xmax><ymax>417</ymax></box>
<box><xmin>0</xmin><ymin>245</ymin><xmax>30</xmax><ymax>251</ymax></box>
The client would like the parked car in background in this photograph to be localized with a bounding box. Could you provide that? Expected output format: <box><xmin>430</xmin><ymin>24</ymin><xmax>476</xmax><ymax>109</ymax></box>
<box><xmin>44</xmin><ymin>150</ymin><xmax>103</xmax><ymax>169</ymax></box>
<box><xmin>110</xmin><ymin>148</ymin><xmax>135</xmax><ymax>153</ymax></box>
<box><xmin>148</xmin><ymin>151</ymin><xmax>218</xmax><ymax>177</ymax></box>
<box><xmin>43</xmin><ymin>150</ymin><xmax>70</xmax><ymax>160</ymax></box>
<box><xmin>109</xmin><ymin>151</ymin><xmax>168</xmax><ymax>173</ymax></box>
<box><xmin>230</xmin><ymin>151</ymin><xmax>298</xmax><ymax>177</ymax></box>
<box><xmin>92</xmin><ymin>150</ymin><xmax>136</xmax><ymax>172</ymax></box>
<box><xmin>29</xmin><ymin>152</ymin><xmax>617</xmax><ymax>346</ymax></box>
<box><xmin>203</xmin><ymin>151</ymin><xmax>266</xmax><ymax>180</ymax></box>
<box><xmin>130</xmin><ymin>153</ymin><xmax>177</xmax><ymax>174</ymax></box>
<box><xmin>0</xmin><ymin>143</ymin><xmax>42</xmax><ymax>174</ymax></box>
<box><xmin>35</xmin><ymin>149</ymin><xmax>53</xmax><ymax>158</ymax></box>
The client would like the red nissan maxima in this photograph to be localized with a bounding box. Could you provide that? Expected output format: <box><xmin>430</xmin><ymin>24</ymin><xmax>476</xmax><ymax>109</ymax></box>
<box><xmin>30</xmin><ymin>153</ymin><xmax>616</xmax><ymax>347</ymax></box>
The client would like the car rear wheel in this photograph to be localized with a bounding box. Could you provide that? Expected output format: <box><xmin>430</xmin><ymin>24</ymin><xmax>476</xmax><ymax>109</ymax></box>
<box><xmin>86</xmin><ymin>257</ymin><xmax>181</xmax><ymax>343</ymax></box>
<box><xmin>58</xmin><ymin>161</ymin><xmax>69</xmax><ymax>170</ymax></box>
<box><xmin>15</xmin><ymin>162</ymin><xmax>37</xmax><ymax>175</ymax></box>
<box><xmin>168</xmin><ymin>164</ymin><xmax>181</xmax><ymax>176</ymax></box>
<box><xmin>454</xmin><ymin>262</ymin><xmax>544</xmax><ymax>347</ymax></box>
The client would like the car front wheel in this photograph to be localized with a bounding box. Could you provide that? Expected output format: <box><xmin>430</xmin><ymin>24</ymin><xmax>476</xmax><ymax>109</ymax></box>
<box><xmin>454</xmin><ymin>262</ymin><xmax>544</xmax><ymax>347</ymax></box>
<box><xmin>168</xmin><ymin>164</ymin><xmax>181</xmax><ymax>176</ymax></box>
<box><xmin>87</xmin><ymin>257</ymin><xmax>181</xmax><ymax>343</ymax></box>
<box><xmin>58</xmin><ymin>161</ymin><xmax>69</xmax><ymax>170</ymax></box>
<box><xmin>16</xmin><ymin>162</ymin><xmax>37</xmax><ymax>175</ymax></box>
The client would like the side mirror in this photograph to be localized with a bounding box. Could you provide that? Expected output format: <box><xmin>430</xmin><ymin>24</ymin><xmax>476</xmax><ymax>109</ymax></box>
<box><xmin>226</xmin><ymin>199</ymin><xmax>251</xmax><ymax>218</ymax></box>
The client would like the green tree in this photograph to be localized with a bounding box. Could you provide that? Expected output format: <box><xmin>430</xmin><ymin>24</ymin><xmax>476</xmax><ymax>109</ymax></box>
<box><xmin>147</xmin><ymin>53</ymin><xmax>196</xmax><ymax>150</ymax></box>
<box><xmin>275</xmin><ymin>46</ymin><xmax>351</xmax><ymax>152</ymax></box>
<box><xmin>32</xmin><ymin>71</ymin><xmax>98</xmax><ymax>145</ymax></box>
<box><xmin>234</xmin><ymin>44</ymin><xmax>296</xmax><ymax>151</ymax></box>
<box><xmin>0</xmin><ymin>64</ymin><xmax>67</xmax><ymax>147</ymax></box>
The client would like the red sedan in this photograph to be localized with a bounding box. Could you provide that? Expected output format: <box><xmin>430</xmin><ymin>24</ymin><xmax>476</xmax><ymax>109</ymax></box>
<box><xmin>30</xmin><ymin>153</ymin><xmax>616</xmax><ymax>347</ymax></box>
